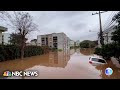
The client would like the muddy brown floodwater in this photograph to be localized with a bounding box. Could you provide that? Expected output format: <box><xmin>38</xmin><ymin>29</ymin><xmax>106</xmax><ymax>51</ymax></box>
<box><xmin>0</xmin><ymin>48</ymin><xmax>120</xmax><ymax>79</ymax></box>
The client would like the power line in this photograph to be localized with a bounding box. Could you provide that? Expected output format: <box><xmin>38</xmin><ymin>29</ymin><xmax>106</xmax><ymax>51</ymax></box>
<box><xmin>103</xmin><ymin>11</ymin><xmax>119</xmax><ymax>31</ymax></box>
<box><xmin>92</xmin><ymin>11</ymin><xmax>107</xmax><ymax>46</ymax></box>
<box><xmin>102</xmin><ymin>11</ymin><xmax>115</xmax><ymax>29</ymax></box>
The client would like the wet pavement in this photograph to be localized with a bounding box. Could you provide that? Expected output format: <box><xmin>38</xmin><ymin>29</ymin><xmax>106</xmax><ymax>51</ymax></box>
<box><xmin>0</xmin><ymin>48</ymin><xmax>120</xmax><ymax>79</ymax></box>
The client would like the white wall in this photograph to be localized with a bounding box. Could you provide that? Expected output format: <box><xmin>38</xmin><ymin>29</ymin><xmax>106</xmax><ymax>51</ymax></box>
<box><xmin>48</xmin><ymin>34</ymin><xmax>53</xmax><ymax>48</ymax></box>
<box><xmin>76</xmin><ymin>41</ymin><xmax>80</xmax><ymax>46</ymax></box>
<box><xmin>70</xmin><ymin>40</ymin><xmax>74</xmax><ymax>47</ymax></box>
<box><xmin>31</xmin><ymin>41</ymin><xmax>36</xmax><ymax>46</ymax></box>
<box><xmin>0</xmin><ymin>31</ymin><xmax>2</xmax><ymax>44</ymax></box>
<box><xmin>37</xmin><ymin>33</ymin><xmax>70</xmax><ymax>50</ymax></box>
<box><xmin>37</xmin><ymin>35</ymin><xmax>41</xmax><ymax>46</ymax></box>
<box><xmin>2</xmin><ymin>33</ymin><xmax>10</xmax><ymax>45</ymax></box>
<box><xmin>103</xmin><ymin>28</ymin><xmax>116</xmax><ymax>44</ymax></box>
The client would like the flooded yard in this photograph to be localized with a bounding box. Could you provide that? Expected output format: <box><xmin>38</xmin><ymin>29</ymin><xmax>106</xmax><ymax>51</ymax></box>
<box><xmin>0</xmin><ymin>48</ymin><xmax>120</xmax><ymax>79</ymax></box>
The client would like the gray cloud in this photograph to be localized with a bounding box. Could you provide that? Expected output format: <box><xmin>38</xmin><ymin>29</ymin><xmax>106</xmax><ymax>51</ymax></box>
<box><xmin>0</xmin><ymin>11</ymin><xmax>117</xmax><ymax>42</ymax></box>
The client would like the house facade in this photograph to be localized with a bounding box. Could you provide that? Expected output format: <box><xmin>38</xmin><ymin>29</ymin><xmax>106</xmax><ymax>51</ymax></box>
<box><xmin>37</xmin><ymin>32</ymin><xmax>70</xmax><ymax>50</ymax></box>
<box><xmin>70</xmin><ymin>40</ymin><xmax>75</xmax><ymax>47</ymax></box>
<box><xmin>30</xmin><ymin>39</ymin><xmax>37</xmax><ymax>46</ymax></box>
<box><xmin>2</xmin><ymin>33</ymin><xmax>10</xmax><ymax>45</ymax></box>
<box><xmin>75</xmin><ymin>40</ymin><xmax>80</xmax><ymax>47</ymax></box>
<box><xmin>98</xmin><ymin>25</ymin><xmax>116</xmax><ymax>47</ymax></box>
<box><xmin>0</xmin><ymin>26</ymin><xmax>7</xmax><ymax>44</ymax></box>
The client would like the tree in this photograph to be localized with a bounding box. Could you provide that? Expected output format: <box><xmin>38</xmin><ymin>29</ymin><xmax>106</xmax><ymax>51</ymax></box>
<box><xmin>94</xmin><ymin>12</ymin><xmax>120</xmax><ymax>63</ymax></box>
<box><xmin>0</xmin><ymin>11</ymin><xmax>38</xmax><ymax>59</ymax></box>
<box><xmin>9</xmin><ymin>33</ymin><xmax>28</xmax><ymax>45</ymax></box>
<box><xmin>111</xmin><ymin>11</ymin><xmax>120</xmax><ymax>62</ymax></box>
<box><xmin>80</xmin><ymin>40</ymin><xmax>96</xmax><ymax>48</ymax></box>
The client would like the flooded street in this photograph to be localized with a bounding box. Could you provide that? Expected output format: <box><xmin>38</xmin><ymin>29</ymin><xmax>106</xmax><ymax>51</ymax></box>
<box><xmin>0</xmin><ymin>49</ymin><xmax>120</xmax><ymax>79</ymax></box>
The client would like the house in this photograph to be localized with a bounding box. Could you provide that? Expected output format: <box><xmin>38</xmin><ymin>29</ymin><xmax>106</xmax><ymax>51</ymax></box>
<box><xmin>2</xmin><ymin>33</ymin><xmax>10</xmax><ymax>45</ymax></box>
<box><xmin>30</xmin><ymin>39</ymin><xmax>37</xmax><ymax>46</ymax></box>
<box><xmin>70</xmin><ymin>40</ymin><xmax>75</xmax><ymax>47</ymax></box>
<box><xmin>37</xmin><ymin>32</ymin><xmax>70</xmax><ymax>50</ymax></box>
<box><xmin>0</xmin><ymin>26</ymin><xmax>7</xmax><ymax>44</ymax></box>
<box><xmin>75</xmin><ymin>40</ymin><xmax>80</xmax><ymax>47</ymax></box>
<box><xmin>98</xmin><ymin>25</ymin><xmax>116</xmax><ymax>47</ymax></box>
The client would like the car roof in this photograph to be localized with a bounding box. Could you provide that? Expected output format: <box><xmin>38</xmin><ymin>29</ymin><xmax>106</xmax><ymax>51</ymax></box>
<box><xmin>90</xmin><ymin>56</ymin><xmax>105</xmax><ymax>60</ymax></box>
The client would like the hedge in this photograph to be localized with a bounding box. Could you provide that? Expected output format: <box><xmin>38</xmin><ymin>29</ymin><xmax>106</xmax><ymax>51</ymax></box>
<box><xmin>94</xmin><ymin>44</ymin><xmax>116</xmax><ymax>60</ymax></box>
<box><xmin>0</xmin><ymin>45</ymin><xmax>49</xmax><ymax>62</ymax></box>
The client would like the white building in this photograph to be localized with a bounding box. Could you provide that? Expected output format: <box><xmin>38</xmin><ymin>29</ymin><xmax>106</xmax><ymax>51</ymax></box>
<box><xmin>75</xmin><ymin>40</ymin><xmax>80</xmax><ymax>46</ymax></box>
<box><xmin>0</xmin><ymin>26</ymin><xmax>7</xmax><ymax>44</ymax></box>
<box><xmin>37</xmin><ymin>32</ymin><xmax>70</xmax><ymax>51</ymax></box>
<box><xmin>70</xmin><ymin>40</ymin><xmax>75</xmax><ymax>47</ymax></box>
<box><xmin>98</xmin><ymin>25</ymin><xmax>116</xmax><ymax>47</ymax></box>
<box><xmin>2</xmin><ymin>33</ymin><xmax>10</xmax><ymax>45</ymax></box>
<box><xmin>30</xmin><ymin>39</ymin><xmax>37</xmax><ymax>46</ymax></box>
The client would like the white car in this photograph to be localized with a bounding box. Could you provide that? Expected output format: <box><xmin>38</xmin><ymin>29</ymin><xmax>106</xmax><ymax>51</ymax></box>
<box><xmin>89</xmin><ymin>56</ymin><xmax>107</xmax><ymax>66</ymax></box>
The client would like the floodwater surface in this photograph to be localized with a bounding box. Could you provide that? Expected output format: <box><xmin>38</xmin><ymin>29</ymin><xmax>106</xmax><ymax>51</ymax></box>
<box><xmin>0</xmin><ymin>48</ymin><xmax>120</xmax><ymax>79</ymax></box>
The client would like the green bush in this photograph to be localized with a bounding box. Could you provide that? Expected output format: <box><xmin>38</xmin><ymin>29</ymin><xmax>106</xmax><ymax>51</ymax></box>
<box><xmin>58</xmin><ymin>49</ymin><xmax>62</xmax><ymax>52</ymax></box>
<box><xmin>80</xmin><ymin>40</ymin><xmax>96</xmax><ymax>48</ymax></box>
<box><xmin>94</xmin><ymin>44</ymin><xmax>116</xmax><ymax>60</ymax></box>
<box><xmin>94</xmin><ymin>47</ymin><xmax>102</xmax><ymax>55</ymax></box>
<box><xmin>0</xmin><ymin>45</ymin><xmax>47</xmax><ymax>62</ymax></box>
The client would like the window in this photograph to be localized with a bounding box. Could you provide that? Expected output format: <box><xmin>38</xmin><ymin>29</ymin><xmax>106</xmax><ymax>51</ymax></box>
<box><xmin>92</xmin><ymin>58</ymin><xmax>98</xmax><ymax>62</ymax></box>
<box><xmin>98</xmin><ymin>59</ymin><xmax>106</xmax><ymax>63</ymax></box>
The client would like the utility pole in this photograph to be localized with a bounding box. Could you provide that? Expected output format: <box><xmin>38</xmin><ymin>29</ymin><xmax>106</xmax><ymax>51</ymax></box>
<box><xmin>92</xmin><ymin>11</ymin><xmax>107</xmax><ymax>47</ymax></box>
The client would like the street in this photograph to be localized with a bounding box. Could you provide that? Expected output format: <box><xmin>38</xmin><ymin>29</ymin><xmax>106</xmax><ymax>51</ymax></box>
<box><xmin>0</xmin><ymin>48</ymin><xmax>120</xmax><ymax>79</ymax></box>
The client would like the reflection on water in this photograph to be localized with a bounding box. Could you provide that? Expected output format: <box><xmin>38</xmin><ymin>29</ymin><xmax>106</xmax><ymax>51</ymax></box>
<box><xmin>0</xmin><ymin>48</ymin><xmax>120</xmax><ymax>79</ymax></box>
<box><xmin>43</xmin><ymin>50</ymin><xmax>70</xmax><ymax>68</ymax></box>
<box><xmin>80</xmin><ymin>48</ymin><xmax>95</xmax><ymax>55</ymax></box>
<box><xmin>0</xmin><ymin>49</ymin><xmax>71</xmax><ymax>77</ymax></box>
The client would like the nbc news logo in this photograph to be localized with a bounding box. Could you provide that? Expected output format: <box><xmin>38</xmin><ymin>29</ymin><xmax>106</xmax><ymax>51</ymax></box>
<box><xmin>3</xmin><ymin>71</ymin><xmax>23</xmax><ymax>77</ymax></box>
<box><xmin>3</xmin><ymin>71</ymin><xmax>12</xmax><ymax>77</ymax></box>
<box><xmin>3</xmin><ymin>71</ymin><xmax>38</xmax><ymax>77</ymax></box>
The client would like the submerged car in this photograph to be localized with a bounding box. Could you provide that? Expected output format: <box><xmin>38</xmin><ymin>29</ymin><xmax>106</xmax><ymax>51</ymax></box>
<box><xmin>89</xmin><ymin>56</ymin><xmax>107</xmax><ymax>66</ymax></box>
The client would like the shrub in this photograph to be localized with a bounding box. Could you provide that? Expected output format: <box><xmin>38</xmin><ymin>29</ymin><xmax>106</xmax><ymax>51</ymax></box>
<box><xmin>94</xmin><ymin>44</ymin><xmax>116</xmax><ymax>60</ymax></box>
<box><xmin>94</xmin><ymin>47</ymin><xmax>102</xmax><ymax>55</ymax></box>
<box><xmin>0</xmin><ymin>45</ymin><xmax>48</xmax><ymax>62</ymax></box>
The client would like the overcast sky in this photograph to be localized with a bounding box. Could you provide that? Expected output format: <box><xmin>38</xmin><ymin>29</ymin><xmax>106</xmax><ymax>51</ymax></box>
<box><xmin>0</xmin><ymin>11</ymin><xmax>118</xmax><ymax>42</ymax></box>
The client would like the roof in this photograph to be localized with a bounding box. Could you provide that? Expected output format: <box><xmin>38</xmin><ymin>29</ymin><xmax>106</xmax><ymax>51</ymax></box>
<box><xmin>31</xmin><ymin>39</ymin><xmax>37</xmax><ymax>42</ymax></box>
<box><xmin>0</xmin><ymin>26</ymin><xmax>7</xmax><ymax>32</ymax></box>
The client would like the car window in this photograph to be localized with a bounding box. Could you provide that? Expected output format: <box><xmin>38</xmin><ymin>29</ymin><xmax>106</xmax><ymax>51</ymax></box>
<box><xmin>92</xmin><ymin>58</ymin><xmax>98</xmax><ymax>62</ymax></box>
<box><xmin>98</xmin><ymin>59</ymin><xmax>106</xmax><ymax>63</ymax></box>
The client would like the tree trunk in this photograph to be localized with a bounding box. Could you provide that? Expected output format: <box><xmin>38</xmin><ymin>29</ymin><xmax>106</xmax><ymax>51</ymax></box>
<box><xmin>21</xmin><ymin>44</ymin><xmax>24</xmax><ymax>60</ymax></box>
<box><xmin>20</xmin><ymin>36</ymin><xmax>25</xmax><ymax>60</ymax></box>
